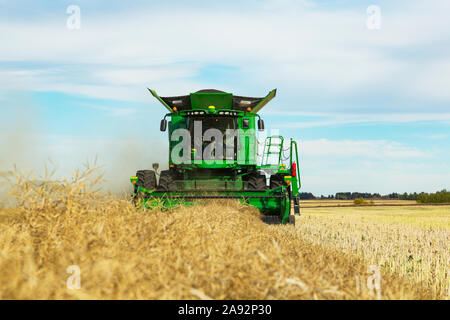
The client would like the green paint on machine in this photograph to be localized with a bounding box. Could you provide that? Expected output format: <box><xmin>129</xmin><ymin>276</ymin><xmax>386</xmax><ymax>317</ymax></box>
<box><xmin>132</xmin><ymin>88</ymin><xmax>301</xmax><ymax>224</ymax></box>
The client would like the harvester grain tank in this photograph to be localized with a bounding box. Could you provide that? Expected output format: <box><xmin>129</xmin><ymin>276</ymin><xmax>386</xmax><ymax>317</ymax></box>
<box><xmin>130</xmin><ymin>88</ymin><xmax>301</xmax><ymax>224</ymax></box>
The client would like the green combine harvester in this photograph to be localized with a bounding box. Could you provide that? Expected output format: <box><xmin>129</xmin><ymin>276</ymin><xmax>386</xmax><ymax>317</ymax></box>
<box><xmin>130</xmin><ymin>88</ymin><xmax>301</xmax><ymax>224</ymax></box>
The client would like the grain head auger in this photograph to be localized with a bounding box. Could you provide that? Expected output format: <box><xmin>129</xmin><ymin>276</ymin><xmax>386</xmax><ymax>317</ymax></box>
<box><xmin>130</xmin><ymin>88</ymin><xmax>301</xmax><ymax>224</ymax></box>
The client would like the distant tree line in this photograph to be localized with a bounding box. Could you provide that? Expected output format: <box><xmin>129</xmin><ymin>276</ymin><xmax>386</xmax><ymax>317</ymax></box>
<box><xmin>335</xmin><ymin>192</ymin><xmax>382</xmax><ymax>200</ymax></box>
<box><xmin>386</xmin><ymin>192</ymin><xmax>419</xmax><ymax>200</ymax></box>
<box><xmin>298</xmin><ymin>192</ymin><xmax>382</xmax><ymax>200</ymax></box>
<box><xmin>416</xmin><ymin>190</ymin><xmax>450</xmax><ymax>203</ymax></box>
<box><xmin>298</xmin><ymin>190</ymin><xmax>450</xmax><ymax>203</ymax></box>
<box><xmin>298</xmin><ymin>192</ymin><xmax>316</xmax><ymax>200</ymax></box>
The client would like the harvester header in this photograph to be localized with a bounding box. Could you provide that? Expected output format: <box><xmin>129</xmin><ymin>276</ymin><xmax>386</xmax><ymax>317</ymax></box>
<box><xmin>131</xmin><ymin>88</ymin><xmax>301</xmax><ymax>224</ymax></box>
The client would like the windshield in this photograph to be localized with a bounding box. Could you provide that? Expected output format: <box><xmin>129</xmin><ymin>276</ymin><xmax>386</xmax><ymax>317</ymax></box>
<box><xmin>187</xmin><ymin>116</ymin><xmax>237</xmax><ymax>161</ymax></box>
<box><xmin>187</xmin><ymin>116</ymin><xmax>235</xmax><ymax>132</ymax></box>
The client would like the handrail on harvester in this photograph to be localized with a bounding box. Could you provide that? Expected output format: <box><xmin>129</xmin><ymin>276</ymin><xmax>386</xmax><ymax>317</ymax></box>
<box><xmin>290</xmin><ymin>139</ymin><xmax>301</xmax><ymax>190</ymax></box>
<box><xmin>261</xmin><ymin>136</ymin><xmax>301</xmax><ymax>191</ymax></box>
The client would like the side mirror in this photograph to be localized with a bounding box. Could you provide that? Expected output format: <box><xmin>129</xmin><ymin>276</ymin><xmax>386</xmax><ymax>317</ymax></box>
<box><xmin>258</xmin><ymin>119</ymin><xmax>265</xmax><ymax>131</ymax></box>
<box><xmin>160</xmin><ymin>119</ymin><xmax>167</xmax><ymax>131</ymax></box>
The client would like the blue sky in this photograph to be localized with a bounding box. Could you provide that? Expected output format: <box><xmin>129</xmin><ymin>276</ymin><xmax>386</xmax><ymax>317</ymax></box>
<box><xmin>1</xmin><ymin>0</ymin><xmax>449</xmax><ymax>194</ymax></box>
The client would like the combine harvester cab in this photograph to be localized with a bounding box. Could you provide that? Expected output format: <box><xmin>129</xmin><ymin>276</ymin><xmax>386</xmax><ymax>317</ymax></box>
<box><xmin>130</xmin><ymin>88</ymin><xmax>301</xmax><ymax>224</ymax></box>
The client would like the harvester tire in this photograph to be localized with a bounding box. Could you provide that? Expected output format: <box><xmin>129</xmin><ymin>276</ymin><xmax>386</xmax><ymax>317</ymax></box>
<box><xmin>270</xmin><ymin>173</ymin><xmax>287</xmax><ymax>189</ymax></box>
<box><xmin>288</xmin><ymin>215</ymin><xmax>296</xmax><ymax>225</ymax></box>
<box><xmin>246</xmin><ymin>172</ymin><xmax>267</xmax><ymax>191</ymax></box>
<box><xmin>136</xmin><ymin>170</ymin><xmax>157</xmax><ymax>190</ymax></box>
<box><xmin>158</xmin><ymin>170</ymin><xmax>177</xmax><ymax>191</ymax></box>
<box><xmin>261</xmin><ymin>215</ymin><xmax>281</xmax><ymax>224</ymax></box>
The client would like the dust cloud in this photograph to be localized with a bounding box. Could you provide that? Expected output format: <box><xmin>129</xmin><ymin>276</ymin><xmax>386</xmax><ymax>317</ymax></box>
<box><xmin>99</xmin><ymin>137</ymin><xmax>167</xmax><ymax>195</ymax></box>
<box><xmin>0</xmin><ymin>95</ymin><xmax>42</xmax><ymax>204</ymax></box>
<box><xmin>0</xmin><ymin>95</ymin><xmax>168</xmax><ymax>200</ymax></box>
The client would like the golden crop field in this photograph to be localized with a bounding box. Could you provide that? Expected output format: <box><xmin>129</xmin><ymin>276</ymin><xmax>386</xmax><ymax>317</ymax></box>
<box><xmin>0</xmin><ymin>167</ymin><xmax>448</xmax><ymax>300</ymax></box>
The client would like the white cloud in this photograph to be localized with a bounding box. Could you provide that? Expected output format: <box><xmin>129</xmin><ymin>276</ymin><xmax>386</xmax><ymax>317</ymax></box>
<box><xmin>302</xmin><ymin>169</ymin><xmax>450</xmax><ymax>195</ymax></box>
<box><xmin>0</xmin><ymin>66</ymin><xmax>215</xmax><ymax>101</ymax></box>
<box><xmin>296</xmin><ymin>138</ymin><xmax>448</xmax><ymax>194</ymax></box>
<box><xmin>414</xmin><ymin>133</ymin><xmax>449</xmax><ymax>140</ymax></box>
<box><xmin>407</xmin><ymin>59</ymin><xmax>450</xmax><ymax>101</ymax></box>
<box><xmin>299</xmin><ymin>139</ymin><xmax>428</xmax><ymax>160</ymax></box>
<box><xmin>270</xmin><ymin>112</ymin><xmax>450</xmax><ymax>128</ymax></box>
<box><xmin>79</xmin><ymin>103</ymin><xmax>139</xmax><ymax>117</ymax></box>
<box><xmin>0</xmin><ymin>0</ymin><xmax>450</xmax><ymax>107</ymax></box>
<box><xmin>94</xmin><ymin>65</ymin><xmax>200</xmax><ymax>86</ymax></box>
<box><xmin>427</xmin><ymin>134</ymin><xmax>448</xmax><ymax>139</ymax></box>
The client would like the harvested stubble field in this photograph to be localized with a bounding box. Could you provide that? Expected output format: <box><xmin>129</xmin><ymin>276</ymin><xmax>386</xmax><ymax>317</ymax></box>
<box><xmin>0</xmin><ymin>167</ymin><xmax>448</xmax><ymax>299</ymax></box>
<box><xmin>299</xmin><ymin>203</ymin><xmax>449</xmax><ymax>299</ymax></box>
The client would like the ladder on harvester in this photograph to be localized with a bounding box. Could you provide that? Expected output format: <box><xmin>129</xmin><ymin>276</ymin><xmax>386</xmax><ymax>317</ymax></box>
<box><xmin>261</xmin><ymin>135</ymin><xmax>284</xmax><ymax>167</ymax></box>
<box><xmin>261</xmin><ymin>135</ymin><xmax>301</xmax><ymax>216</ymax></box>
